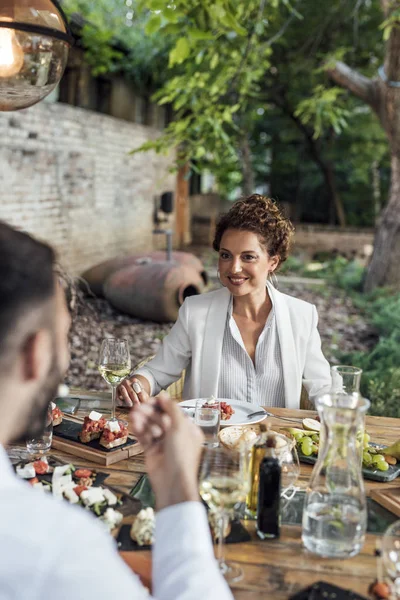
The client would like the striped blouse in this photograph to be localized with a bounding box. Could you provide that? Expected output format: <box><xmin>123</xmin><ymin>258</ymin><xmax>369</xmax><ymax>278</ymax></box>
<box><xmin>217</xmin><ymin>296</ymin><xmax>285</xmax><ymax>407</ymax></box>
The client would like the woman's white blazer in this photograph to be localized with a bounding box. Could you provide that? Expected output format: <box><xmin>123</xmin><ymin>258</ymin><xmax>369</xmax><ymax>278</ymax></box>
<box><xmin>135</xmin><ymin>282</ymin><xmax>331</xmax><ymax>408</ymax></box>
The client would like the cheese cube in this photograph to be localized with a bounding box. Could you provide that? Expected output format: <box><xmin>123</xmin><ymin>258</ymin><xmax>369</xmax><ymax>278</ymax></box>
<box><xmin>107</xmin><ymin>421</ymin><xmax>120</xmax><ymax>433</ymax></box>
<box><xmin>88</xmin><ymin>410</ymin><xmax>103</xmax><ymax>421</ymax></box>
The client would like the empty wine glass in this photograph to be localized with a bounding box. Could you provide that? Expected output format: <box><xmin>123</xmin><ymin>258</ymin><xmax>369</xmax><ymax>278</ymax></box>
<box><xmin>382</xmin><ymin>520</ymin><xmax>400</xmax><ymax>597</ymax></box>
<box><xmin>199</xmin><ymin>446</ymin><xmax>249</xmax><ymax>584</ymax></box>
<box><xmin>98</xmin><ymin>338</ymin><xmax>131</xmax><ymax>421</ymax></box>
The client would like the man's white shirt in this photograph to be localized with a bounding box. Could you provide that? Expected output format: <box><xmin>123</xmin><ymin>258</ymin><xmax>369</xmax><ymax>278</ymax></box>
<box><xmin>0</xmin><ymin>446</ymin><xmax>233</xmax><ymax>600</ymax></box>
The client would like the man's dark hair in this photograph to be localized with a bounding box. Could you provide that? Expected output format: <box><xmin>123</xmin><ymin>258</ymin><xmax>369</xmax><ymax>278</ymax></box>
<box><xmin>0</xmin><ymin>221</ymin><xmax>55</xmax><ymax>370</ymax></box>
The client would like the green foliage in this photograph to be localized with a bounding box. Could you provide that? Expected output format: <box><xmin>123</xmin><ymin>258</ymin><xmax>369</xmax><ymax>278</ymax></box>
<box><xmin>380</xmin><ymin>9</ymin><xmax>400</xmax><ymax>41</ymax></box>
<box><xmin>62</xmin><ymin>0</ymin><xmax>172</xmax><ymax>87</ymax></box>
<box><xmin>339</xmin><ymin>292</ymin><xmax>400</xmax><ymax>417</ymax></box>
<box><xmin>318</xmin><ymin>257</ymin><xmax>365</xmax><ymax>291</ymax></box>
<box><xmin>281</xmin><ymin>255</ymin><xmax>365</xmax><ymax>291</ymax></box>
<box><xmin>62</xmin><ymin>0</ymin><xmax>390</xmax><ymax>221</ymax></box>
<box><xmin>294</xmin><ymin>86</ymin><xmax>350</xmax><ymax>139</ymax></box>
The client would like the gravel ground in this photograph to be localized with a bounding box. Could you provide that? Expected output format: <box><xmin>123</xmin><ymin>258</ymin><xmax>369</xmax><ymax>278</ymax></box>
<box><xmin>66</xmin><ymin>249</ymin><xmax>376</xmax><ymax>392</ymax></box>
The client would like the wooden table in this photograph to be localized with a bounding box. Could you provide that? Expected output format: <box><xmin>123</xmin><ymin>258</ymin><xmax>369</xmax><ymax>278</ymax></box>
<box><xmin>44</xmin><ymin>399</ymin><xmax>400</xmax><ymax>598</ymax></box>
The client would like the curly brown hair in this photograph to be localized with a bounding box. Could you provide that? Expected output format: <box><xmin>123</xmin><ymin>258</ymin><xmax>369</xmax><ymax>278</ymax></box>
<box><xmin>212</xmin><ymin>194</ymin><xmax>294</xmax><ymax>266</ymax></box>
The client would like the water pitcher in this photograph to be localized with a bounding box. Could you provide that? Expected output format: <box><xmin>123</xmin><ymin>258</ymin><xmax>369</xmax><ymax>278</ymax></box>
<box><xmin>302</xmin><ymin>393</ymin><xmax>370</xmax><ymax>558</ymax></box>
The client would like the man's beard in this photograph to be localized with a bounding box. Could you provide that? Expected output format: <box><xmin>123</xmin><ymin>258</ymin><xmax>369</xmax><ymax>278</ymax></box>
<box><xmin>11</xmin><ymin>353</ymin><xmax>62</xmax><ymax>444</ymax></box>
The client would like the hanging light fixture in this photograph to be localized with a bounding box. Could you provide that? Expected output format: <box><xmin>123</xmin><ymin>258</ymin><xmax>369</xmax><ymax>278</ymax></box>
<box><xmin>0</xmin><ymin>0</ymin><xmax>73</xmax><ymax>111</ymax></box>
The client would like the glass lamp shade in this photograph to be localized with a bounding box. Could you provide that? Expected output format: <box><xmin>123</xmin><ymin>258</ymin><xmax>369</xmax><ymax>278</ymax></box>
<box><xmin>0</xmin><ymin>0</ymin><xmax>72</xmax><ymax>111</ymax></box>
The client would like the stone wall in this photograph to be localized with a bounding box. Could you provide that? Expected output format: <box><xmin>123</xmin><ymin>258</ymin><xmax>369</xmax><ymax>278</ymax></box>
<box><xmin>189</xmin><ymin>194</ymin><xmax>375</xmax><ymax>258</ymax></box>
<box><xmin>0</xmin><ymin>102</ymin><xmax>176</xmax><ymax>275</ymax></box>
<box><xmin>293</xmin><ymin>224</ymin><xmax>375</xmax><ymax>259</ymax></box>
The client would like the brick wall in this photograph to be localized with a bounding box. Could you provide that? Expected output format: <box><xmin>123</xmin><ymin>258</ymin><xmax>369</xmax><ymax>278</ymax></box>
<box><xmin>0</xmin><ymin>102</ymin><xmax>176</xmax><ymax>275</ymax></box>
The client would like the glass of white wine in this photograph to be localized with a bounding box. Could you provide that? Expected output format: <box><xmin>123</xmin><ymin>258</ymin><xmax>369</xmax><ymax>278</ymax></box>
<box><xmin>199</xmin><ymin>446</ymin><xmax>249</xmax><ymax>584</ymax></box>
<box><xmin>98</xmin><ymin>338</ymin><xmax>131</xmax><ymax>421</ymax></box>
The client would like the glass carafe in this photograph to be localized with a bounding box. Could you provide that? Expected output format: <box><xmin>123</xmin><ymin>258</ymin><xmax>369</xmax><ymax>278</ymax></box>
<box><xmin>302</xmin><ymin>393</ymin><xmax>370</xmax><ymax>558</ymax></box>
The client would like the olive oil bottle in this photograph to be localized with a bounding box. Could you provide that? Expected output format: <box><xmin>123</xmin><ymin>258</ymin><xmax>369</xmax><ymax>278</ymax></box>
<box><xmin>246</xmin><ymin>424</ymin><xmax>268</xmax><ymax>518</ymax></box>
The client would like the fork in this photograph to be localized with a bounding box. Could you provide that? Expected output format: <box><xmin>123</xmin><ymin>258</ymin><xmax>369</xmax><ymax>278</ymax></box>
<box><xmin>247</xmin><ymin>410</ymin><xmax>303</xmax><ymax>423</ymax></box>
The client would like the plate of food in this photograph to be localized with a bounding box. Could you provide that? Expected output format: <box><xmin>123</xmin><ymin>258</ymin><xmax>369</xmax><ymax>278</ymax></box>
<box><xmin>178</xmin><ymin>398</ymin><xmax>268</xmax><ymax>427</ymax></box>
<box><xmin>51</xmin><ymin>408</ymin><xmax>142</xmax><ymax>465</ymax></box>
<box><xmin>13</xmin><ymin>456</ymin><xmax>138</xmax><ymax>531</ymax></box>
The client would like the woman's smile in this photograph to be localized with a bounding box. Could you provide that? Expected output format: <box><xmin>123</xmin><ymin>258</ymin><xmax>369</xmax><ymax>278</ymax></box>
<box><xmin>227</xmin><ymin>275</ymin><xmax>249</xmax><ymax>286</ymax></box>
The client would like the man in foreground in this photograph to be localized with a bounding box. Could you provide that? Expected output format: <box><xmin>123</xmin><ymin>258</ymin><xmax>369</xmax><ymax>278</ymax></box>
<box><xmin>0</xmin><ymin>221</ymin><xmax>233</xmax><ymax>600</ymax></box>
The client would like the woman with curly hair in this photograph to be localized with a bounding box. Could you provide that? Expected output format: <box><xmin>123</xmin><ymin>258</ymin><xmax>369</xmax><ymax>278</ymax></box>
<box><xmin>119</xmin><ymin>195</ymin><xmax>331</xmax><ymax>408</ymax></box>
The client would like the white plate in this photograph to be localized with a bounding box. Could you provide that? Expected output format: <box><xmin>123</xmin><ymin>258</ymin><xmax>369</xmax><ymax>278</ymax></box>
<box><xmin>178</xmin><ymin>399</ymin><xmax>268</xmax><ymax>427</ymax></box>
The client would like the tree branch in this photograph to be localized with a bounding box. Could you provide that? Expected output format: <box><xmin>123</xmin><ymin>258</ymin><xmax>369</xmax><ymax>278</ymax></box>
<box><xmin>326</xmin><ymin>60</ymin><xmax>379</xmax><ymax>111</ymax></box>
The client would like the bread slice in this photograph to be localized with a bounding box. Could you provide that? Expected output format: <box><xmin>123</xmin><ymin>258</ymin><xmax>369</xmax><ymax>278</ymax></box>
<box><xmin>219</xmin><ymin>426</ymin><xmax>259</xmax><ymax>450</ymax></box>
<box><xmin>79</xmin><ymin>430</ymin><xmax>102</xmax><ymax>443</ymax></box>
<box><xmin>99</xmin><ymin>435</ymin><xmax>128</xmax><ymax>449</ymax></box>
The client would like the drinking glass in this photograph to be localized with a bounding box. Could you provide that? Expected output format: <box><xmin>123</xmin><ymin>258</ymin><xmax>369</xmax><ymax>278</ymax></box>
<box><xmin>98</xmin><ymin>338</ymin><xmax>131</xmax><ymax>421</ymax></box>
<box><xmin>26</xmin><ymin>402</ymin><xmax>53</xmax><ymax>455</ymax></box>
<box><xmin>195</xmin><ymin>398</ymin><xmax>221</xmax><ymax>448</ymax></box>
<box><xmin>331</xmin><ymin>365</ymin><xmax>362</xmax><ymax>397</ymax></box>
<box><xmin>329</xmin><ymin>365</ymin><xmax>365</xmax><ymax>463</ymax></box>
<box><xmin>382</xmin><ymin>520</ymin><xmax>400</xmax><ymax>597</ymax></box>
<box><xmin>199</xmin><ymin>446</ymin><xmax>249</xmax><ymax>584</ymax></box>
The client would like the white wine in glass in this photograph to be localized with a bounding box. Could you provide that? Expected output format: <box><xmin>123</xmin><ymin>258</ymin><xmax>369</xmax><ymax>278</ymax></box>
<box><xmin>199</xmin><ymin>447</ymin><xmax>249</xmax><ymax>584</ymax></box>
<box><xmin>98</xmin><ymin>338</ymin><xmax>131</xmax><ymax>421</ymax></box>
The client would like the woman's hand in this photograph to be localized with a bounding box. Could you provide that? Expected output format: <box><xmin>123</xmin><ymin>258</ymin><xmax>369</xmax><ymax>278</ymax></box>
<box><xmin>117</xmin><ymin>376</ymin><xmax>150</xmax><ymax>407</ymax></box>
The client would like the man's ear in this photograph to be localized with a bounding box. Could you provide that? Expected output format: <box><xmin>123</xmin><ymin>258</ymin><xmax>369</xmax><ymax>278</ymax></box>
<box><xmin>22</xmin><ymin>330</ymin><xmax>52</xmax><ymax>383</ymax></box>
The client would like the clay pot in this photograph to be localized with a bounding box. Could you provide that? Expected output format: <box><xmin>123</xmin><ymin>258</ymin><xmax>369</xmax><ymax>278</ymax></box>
<box><xmin>81</xmin><ymin>252</ymin><xmax>207</xmax><ymax>297</ymax></box>
<box><xmin>104</xmin><ymin>262</ymin><xmax>205</xmax><ymax>322</ymax></box>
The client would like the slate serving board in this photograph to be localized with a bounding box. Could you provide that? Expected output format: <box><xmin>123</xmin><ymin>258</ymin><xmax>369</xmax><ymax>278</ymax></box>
<box><xmin>297</xmin><ymin>442</ymin><xmax>400</xmax><ymax>482</ymax></box>
<box><xmin>120</xmin><ymin>474</ymin><xmax>251</xmax><ymax>551</ymax></box>
<box><xmin>53</xmin><ymin>418</ymin><xmax>138</xmax><ymax>453</ymax></box>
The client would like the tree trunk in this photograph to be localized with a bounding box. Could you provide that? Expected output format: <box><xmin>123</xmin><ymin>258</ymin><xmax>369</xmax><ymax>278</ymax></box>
<box><xmin>325</xmin><ymin>160</ymin><xmax>346</xmax><ymax>226</ymax></box>
<box><xmin>327</xmin><ymin>2</ymin><xmax>400</xmax><ymax>289</ymax></box>
<box><xmin>240</xmin><ymin>133</ymin><xmax>255</xmax><ymax>196</ymax></box>
<box><xmin>371</xmin><ymin>159</ymin><xmax>381</xmax><ymax>224</ymax></box>
<box><xmin>364</xmin><ymin>153</ymin><xmax>400</xmax><ymax>290</ymax></box>
<box><xmin>284</xmin><ymin>105</ymin><xmax>346</xmax><ymax>225</ymax></box>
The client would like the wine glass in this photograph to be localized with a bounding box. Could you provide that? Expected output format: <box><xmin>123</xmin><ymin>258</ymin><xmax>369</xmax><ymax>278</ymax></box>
<box><xmin>98</xmin><ymin>338</ymin><xmax>131</xmax><ymax>421</ymax></box>
<box><xmin>277</xmin><ymin>433</ymin><xmax>300</xmax><ymax>500</ymax></box>
<box><xmin>381</xmin><ymin>520</ymin><xmax>400</xmax><ymax>597</ymax></box>
<box><xmin>199</xmin><ymin>446</ymin><xmax>249</xmax><ymax>584</ymax></box>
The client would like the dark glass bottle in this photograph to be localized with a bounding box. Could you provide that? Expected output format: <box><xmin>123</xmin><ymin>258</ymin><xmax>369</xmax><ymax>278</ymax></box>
<box><xmin>256</xmin><ymin>436</ymin><xmax>281</xmax><ymax>539</ymax></box>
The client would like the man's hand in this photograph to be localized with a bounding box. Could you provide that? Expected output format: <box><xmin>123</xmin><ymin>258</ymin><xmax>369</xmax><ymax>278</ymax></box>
<box><xmin>130</xmin><ymin>393</ymin><xmax>203</xmax><ymax>511</ymax></box>
<box><xmin>117</xmin><ymin>376</ymin><xmax>150</xmax><ymax>407</ymax></box>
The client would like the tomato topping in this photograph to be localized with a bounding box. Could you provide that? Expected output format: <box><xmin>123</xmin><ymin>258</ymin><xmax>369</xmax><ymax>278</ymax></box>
<box><xmin>73</xmin><ymin>485</ymin><xmax>88</xmax><ymax>496</ymax></box>
<box><xmin>74</xmin><ymin>468</ymin><xmax>92</xmax><ymax>479</ymax></box>
<box><xmin>33</xmin><ymin>460</ymin><xmax>49</xmax><ymax>475</ymax></box>
<box><xmin>29</xmin><ymin>477</ymin><xmax>39</xmax><ymax>486</ymax></box>
<box><xmin>82</xmin><ymin>416</ymin><xmax>107</xmax><ymax>433</ymax></box>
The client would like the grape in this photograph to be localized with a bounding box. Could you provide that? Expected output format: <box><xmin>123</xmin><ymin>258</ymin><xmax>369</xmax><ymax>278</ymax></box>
<box><xmin>301</xmin><ymin>438</ymin><xmax>313</xmax><ymax>456</ymax></box>
<box><xmin>311</xmin><ymin>434</ymin><xmax>319</xmax><ymax>443</ymax></box>
<box><xmin>372</xmin><ymin>454</ymin><xmax>386</xmax><ymax>467</ymax></box>
<box><xmin>376</xmin><ymin>460</ymin><xmax>389</xmax><ymax>471</ymax></box>
<box><xmin>311</xmin><ymin>444</ymin><xmax>319</xmax><ymax>455</ymax></box>
<box><xmin>363</xmin><ymin>433</ymin><xmax>371</xmax><ymax>448</ymax></box>
<box><xmin>362</xmin><ymin>452</ymin><xmax>372</xmax><ymax>467</ymax></box>
<box><xmin>368</xmin><ymin>446</ymin><xmax>377</xmax><ymax>455</ymax></box>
